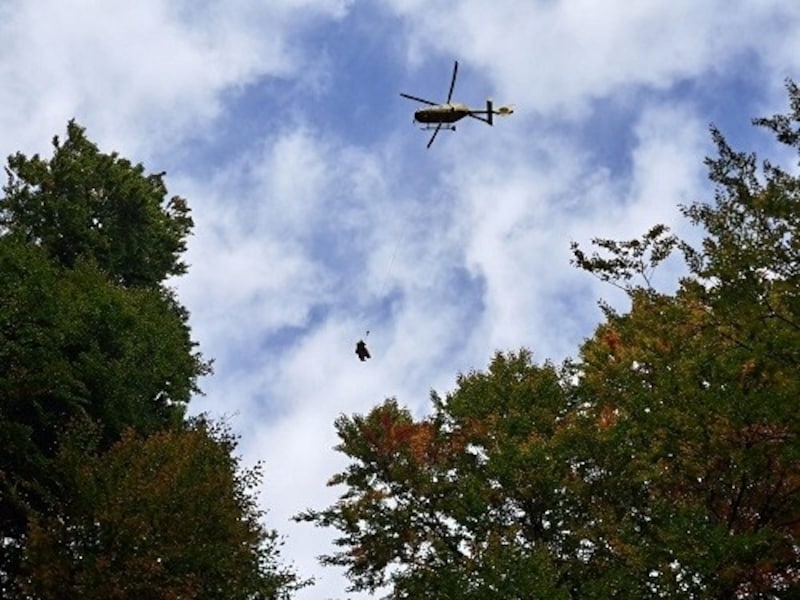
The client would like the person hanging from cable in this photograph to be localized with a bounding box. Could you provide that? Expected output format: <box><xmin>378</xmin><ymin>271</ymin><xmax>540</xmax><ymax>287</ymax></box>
<box><xmin>355</xmin><ymin>331</ymin><xmax>371</xmax><ymax>361</ymax></box>
<box><xmin>353</xmin><ymin>240</ymin><xmax>396</xmax><ymax>362</ymax></box>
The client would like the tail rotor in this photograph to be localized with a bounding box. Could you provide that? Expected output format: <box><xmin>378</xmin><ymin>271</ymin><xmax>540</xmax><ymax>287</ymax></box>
<box><xmin>476</xmin><ymin>99</ymin><xmax>514</xmax><ymax>126</ymax></box>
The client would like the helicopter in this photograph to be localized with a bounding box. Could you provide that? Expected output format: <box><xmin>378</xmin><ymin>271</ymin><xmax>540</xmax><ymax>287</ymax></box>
<box><xmin>400</xmin><ymin>60</ymin><xmax>513</xmax><ymax>148</ymax></box>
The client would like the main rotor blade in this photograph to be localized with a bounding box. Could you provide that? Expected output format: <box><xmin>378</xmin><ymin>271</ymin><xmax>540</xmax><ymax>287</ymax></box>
<box><xmin>427</xmin><ymin>123</ymin><xmax>443</xmax><ymax>148</ymax></box>
<box><xmin>446</xmin><ymin>61</ymin><xmax>459</xmax><ymax>103</ymax></box>
<box><xmin>400</xmin><ymin>92</ymin><xmax>437</xmax><ymax>106</ymax></box>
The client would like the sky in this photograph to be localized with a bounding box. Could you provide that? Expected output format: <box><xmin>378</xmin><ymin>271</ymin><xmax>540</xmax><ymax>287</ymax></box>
<box><xmin>2</xmin><ymin>1</ymin><xmax>800</xmax><ymax>597</ymax></box>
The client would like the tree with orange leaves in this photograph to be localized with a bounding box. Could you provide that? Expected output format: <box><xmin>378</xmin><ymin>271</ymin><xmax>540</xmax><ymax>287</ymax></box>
<box><xmin>19</xmin><ymin>418</ymin><xmax>307</xmax><ymax>600</ymax></box>
<box><xmin>298</xmin><ymin>355</ymin><xmax>583</xmax><ymax>598</ymax></box>
<box><xmin>566</xmin><ymin>81</ymin><xmax>800</xmax><ymax>597</ymax></box>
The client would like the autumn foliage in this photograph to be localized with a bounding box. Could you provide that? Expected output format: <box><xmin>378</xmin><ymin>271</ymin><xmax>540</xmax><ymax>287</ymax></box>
<box><xmin>21</xmin><ymin>421</ymin><xmax>300</xmax><ymax>600</ymax></box>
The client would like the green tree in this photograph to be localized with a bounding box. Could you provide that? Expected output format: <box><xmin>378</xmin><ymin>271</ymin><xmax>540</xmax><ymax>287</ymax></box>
<box><xmin>568</xmin><ymin>81</ymin><xmax>800</xmax><ymax>596</ymax></box>
<box><xmin>1</xmin><ymin>120</ymin><xmax>193</xmax><ymax>288</ymax></box>
<box><xmin>299</xmin><ymin>82</ymin><xmax>800</xmax><ymax>598</ymax></box>
<box><xmin>19</xmin><ymin>418</ymin><xmax>307</xmax><ymax>600</ymax></box>
<box><xmin>0</xmin><ymin>123</ymin><xmax>211</xmax><ymax>594</ymax></box>
<box><xmin>0</xmin><ymin>122</ymin><xmax>308</xmax><ymax>597</ymax></box>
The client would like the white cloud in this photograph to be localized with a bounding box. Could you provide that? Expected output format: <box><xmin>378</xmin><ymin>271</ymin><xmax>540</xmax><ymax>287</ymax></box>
<box><xmin>430</xmin><ymin>101</ymin><xmax>707</xmax><ymax>362</ymax></box>
<box><xmin>0</xmin><ymin>0</ymin><xmax>352</xmax><ymax>158</ymax></box>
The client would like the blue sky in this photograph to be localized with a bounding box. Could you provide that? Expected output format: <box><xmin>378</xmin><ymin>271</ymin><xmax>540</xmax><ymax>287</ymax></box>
<box><xmin>2</xmin><ymin>1</ymin><xmax>800</xmax><ymax>597</ymax></box>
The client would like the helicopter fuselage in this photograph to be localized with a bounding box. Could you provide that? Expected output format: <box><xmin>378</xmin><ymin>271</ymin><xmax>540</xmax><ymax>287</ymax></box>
<box><xmin>401</xmin><ymin>61</ymin><xmax>510</xmax><ymax>147</ymax></box>
<box><xmin>414</xmin><ymin>103</ymin><xmax>471</xmax><ymax>124</ymax></box>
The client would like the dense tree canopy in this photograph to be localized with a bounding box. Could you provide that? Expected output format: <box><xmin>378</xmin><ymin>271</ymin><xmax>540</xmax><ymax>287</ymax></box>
<box><xmin>20</xmin><ymin>419</ymin><xmax>306</xmax><ymax>600</ymax></box>
<box><xmin>0</xmin><ymin>240</ymin><xmax>205</xmax><ymax>583</ymax></box>
<box><xmin>298</xmin><ymin>82</ymin><xmax>800</xmax><ymax>598</ymax></box>
<box><xmin>0</xmin><ymin>122</ymin><xmax>301</xmax><ymax>598</ymax></box>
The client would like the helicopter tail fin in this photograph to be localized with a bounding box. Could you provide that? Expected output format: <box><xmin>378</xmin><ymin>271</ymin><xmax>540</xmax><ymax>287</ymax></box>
<box><xmin>487</xmin><ymin>99</ymin><xmax>493</xmax><ymax>126</ymax></box>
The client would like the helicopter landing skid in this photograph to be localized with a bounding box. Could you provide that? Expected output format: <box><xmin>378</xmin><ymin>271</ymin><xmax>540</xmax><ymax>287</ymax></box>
<box><xmin>420</xmin><ymin>124</ymin><xmax>455</xmax><ymax>132</ymax></box>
